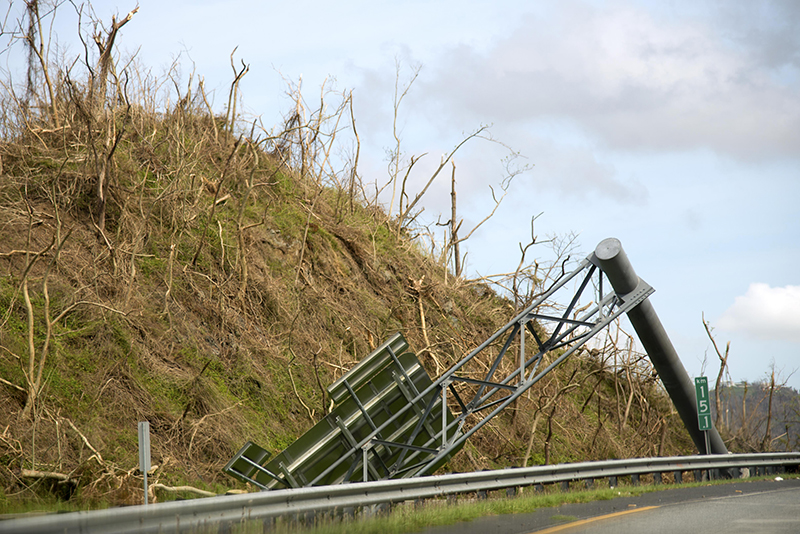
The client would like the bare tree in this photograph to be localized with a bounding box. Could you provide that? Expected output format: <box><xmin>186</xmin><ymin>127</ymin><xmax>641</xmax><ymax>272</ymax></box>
<box><xmin>521</xmin><ymin>371</ymin><xmax>580</xmax><ymax>467</ymax></box>
<box><xmin>394</xmin><ymin>125</ymin><xmax>487</xmax><ymax>235</ymax></box>
<box><xmin>510</xmin><ymin>216</ymin><xmax>541</xmax><ymax>312</ymax></box>
<box><xmin>22</xmin><ymin>0</ymin><xmax>60</xmax><ymax>126</ymax></box>
<box><xmin>762</xmin><ymin>365</ymin><xmax>777</xmax><ymax>451</ymax></box>
<box><xmin>224</xmin><ymin>48</ymin><xmax>249</xmax><ymax>134</ymax></box>
<box><xmin>343</xmin><ymin>90</ymin><xmax>360</xmax><ymax>217</ymax></box>
<box><xmin>702</xmin><ymin>313</ymin><xmax>730</xmax><ymax>429</ymax></box>
<box><xmin>16</xmin><ymin>207</ymin><xmax>125</xmax><ymax>420</ymax></box>
<box><xmin>191</xmin><ymin>137</ymin><xmax>241</xmax><ymax>266</ymax></box>
<box><xmin>62</xmin><ymin>4</ymin><xmax>138</xmax><ymax>233</ymax></box>
<box><xmin>442</xmin><ymin>158</ymin><xmax>519</xmax><ymax>278</ymax></box>
<box><xmin>384</xmin><ymin>59</ymin><xmax>421</xmax><ymax>218</ymax></box>
<box><xmin>90</xmin><ymin>5</ymin><xmax>138</xmax><ymax>113</ymax></box>
<box><xmin>91</xmin><ymin>6</ymin><xmax>137</xmax><ymax>232</ymax></box>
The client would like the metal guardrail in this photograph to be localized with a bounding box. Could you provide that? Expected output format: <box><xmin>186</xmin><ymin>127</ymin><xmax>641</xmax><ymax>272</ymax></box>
<box><xmin>3</xmin><ymin>453</ymin><xmax>798</xmax><ymax>534</ymax></box>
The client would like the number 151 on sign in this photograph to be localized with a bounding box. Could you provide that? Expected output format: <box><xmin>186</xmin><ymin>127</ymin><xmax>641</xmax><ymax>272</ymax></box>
<box><xmin>695</xmin><ymin>377</ymin><xmax>712</xmax><ymax>431</ymax></box>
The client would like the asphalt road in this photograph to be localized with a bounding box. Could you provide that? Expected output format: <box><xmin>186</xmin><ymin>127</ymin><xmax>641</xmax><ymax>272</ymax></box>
<box><xmin>418</xmin><ymin>478</ymin><xmax>800</xmax><ymax>534</ymax></box>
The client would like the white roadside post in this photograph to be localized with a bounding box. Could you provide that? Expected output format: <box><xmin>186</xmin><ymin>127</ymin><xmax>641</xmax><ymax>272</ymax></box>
<box><xmin>138</xmin><ymin>421</ymin><xmax>151</xmax><ymax>505</ymax></box>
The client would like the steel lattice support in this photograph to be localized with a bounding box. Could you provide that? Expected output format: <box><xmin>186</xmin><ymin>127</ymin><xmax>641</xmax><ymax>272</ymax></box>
<box><xmin>383</xmin><ymin>254</ymin><xmax>655</xmax><ymax>478</ymax></box>
<box><xmin>225</xmin><ymin>238</ymin><xmax>724</xmax><ymax>490</ymax></box>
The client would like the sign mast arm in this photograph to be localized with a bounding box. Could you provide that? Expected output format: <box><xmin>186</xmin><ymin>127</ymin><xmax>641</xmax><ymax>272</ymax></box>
<box><xmin>593</xmin><ymin>238</ymin><xmax>727</xmax><ymax>455</ymax></box>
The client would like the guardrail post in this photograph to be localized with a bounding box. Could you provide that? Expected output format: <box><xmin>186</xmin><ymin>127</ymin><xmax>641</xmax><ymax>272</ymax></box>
<box><xmin>287</xmin><ymin>512</ymin><xmax>301</xmax><ymax>528</ymax></box>
<box><xmin>593</xmin><ymin>239</ymin><xmax>728</xmax><ymax>455</ymax></box>
<box><xmin>631</xmin><ymin>474</ymin><xmax>640</xmax><ymax>486</ymax></box>
<box><xmin>653</xmin><ymin>472</ymin><xmax>662</xmax><ymax>485</ymax></box>
<box><xmin>506</xmin><ymin>486</ymin><xmax>518</xmax><ymax>497</ymax></box>
<box><xmin>674</xmin><ymin>470</ymin><xmax>682</xmax><ymax>484</ymax></box>
<box><xmin>609</xmin><ymin>475</ymin><xmax>618</xmax><ymax>487</ymax></box>
<box><xmin>560</xmin><ymin>480</ymin><xmax>570</xmax><ymax>491</ymax></box>
<box><xmin>585</xmin><ymin>477</ymin><xmax>594</xmax><ymax>489</ymax></box>
<box><xmin>303</xmin><ymin>510</ymin><xmax>317</xmax><ymax>526</ymax></box>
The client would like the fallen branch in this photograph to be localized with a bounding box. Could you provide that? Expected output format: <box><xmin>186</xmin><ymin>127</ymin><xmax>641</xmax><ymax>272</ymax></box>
<box><xmin>0</xmin><ymin>376</ymin><xmax>25</xmax><ymax>392</ymax></box>
<box><xmin>66</xmin><ymin>418</ymin><xmax>105</xmax><ymax>466</ymax></box>
<box><xmin>188</xmin><ymin>402</ymin><xmax>242</xmax><ymax>456</ymax></box>
<box><xmin>0</xmin><ymin>249</ymin><xmax>50</xmax><ymax>258</ymax></box>
<box><xmin>20</xmin><ymin>468</ymin><xmax>74</xmax><ymax>482</ymax></box>
<box><xmin>288</xmin><ymin>349</ymin><xmax>316</xmax><ymax>423</ymax></box>
<box><xmin>150</xmin><ymin>483</ymin><xmax>216</xmax><ymax>498</ymax></box>
<box><xmin>52</xmin><ymin>300</ymin><xmax>129</xmax><ymax>324</ymax></box>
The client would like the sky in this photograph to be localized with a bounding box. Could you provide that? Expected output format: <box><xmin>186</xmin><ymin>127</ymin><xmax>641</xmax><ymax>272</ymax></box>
<box><xmin>3</xmin><ymin>0</ymin><xmax>799</xmax><ymax>389</ymax></box>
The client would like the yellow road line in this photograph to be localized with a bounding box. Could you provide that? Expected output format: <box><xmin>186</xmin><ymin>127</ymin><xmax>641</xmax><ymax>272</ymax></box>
<box><xmin>532</xmin><ymin>505</ymin><xmax>660</xmax><ymax>533</ymax></box>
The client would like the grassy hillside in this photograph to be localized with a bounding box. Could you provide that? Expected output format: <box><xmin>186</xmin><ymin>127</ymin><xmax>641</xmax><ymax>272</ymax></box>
<box><xmin>0</xmin><ymin>3</ymin><xmax>695</xmax><ymax>510</ymax></box>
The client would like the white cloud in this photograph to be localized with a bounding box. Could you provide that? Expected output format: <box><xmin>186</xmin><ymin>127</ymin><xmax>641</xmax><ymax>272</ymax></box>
<box><xmin>420</xmin><ymin>1</ymin><xmax>800</xmax><ymax>160</ymax></box>
<box><xmin>718</xmin><ymin>283</ymin><xmax>800</xmax><ymax>343</ymax></box>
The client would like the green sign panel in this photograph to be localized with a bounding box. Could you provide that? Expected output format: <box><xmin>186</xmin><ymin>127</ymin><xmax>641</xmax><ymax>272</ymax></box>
<box><xmin>224</xmin><ymin>333</ymin><xmax>462</xmax><ymax>489</ymax></box>
<box><xmin>695</xmin><ymin>377</ymin><xmax>711</xmax><ymax>431</ymax></box>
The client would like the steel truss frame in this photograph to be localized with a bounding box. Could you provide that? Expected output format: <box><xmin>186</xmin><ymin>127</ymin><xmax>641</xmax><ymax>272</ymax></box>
<box><xmin>359</xmin><ymin>255</ymin><xmax>653</xmax><ymax>480</ymax></box>
<box><xmin>227</xmin><ymin>253</ymin><xmax>655</xmax><ymax>488</ymax></box>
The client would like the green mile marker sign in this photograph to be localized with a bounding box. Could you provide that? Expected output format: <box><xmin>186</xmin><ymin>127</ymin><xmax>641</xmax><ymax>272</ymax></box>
<box><xmin>694</xmin><ymin>377</ymin><xmax>712</xmax><ymax>431</ymax></box>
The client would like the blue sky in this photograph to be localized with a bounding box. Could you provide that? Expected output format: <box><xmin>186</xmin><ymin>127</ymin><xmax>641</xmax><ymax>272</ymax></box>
<box><xmin>4</xmin><ymin>0</ymin><xmax>799</xmax><ymax>388</ymax></box>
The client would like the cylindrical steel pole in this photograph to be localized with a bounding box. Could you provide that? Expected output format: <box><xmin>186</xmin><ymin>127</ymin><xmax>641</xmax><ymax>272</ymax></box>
<box><xmin>594</xmin><ymin>238</ymin><xmax>728</xmax><ymax>454</ymax></box>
